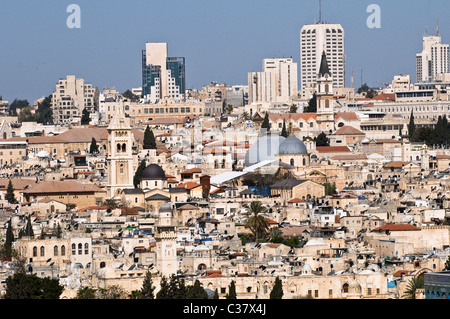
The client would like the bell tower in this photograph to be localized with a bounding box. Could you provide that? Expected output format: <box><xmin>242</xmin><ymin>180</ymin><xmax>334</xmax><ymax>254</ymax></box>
<box><xmin>316</xmin><ymin>51</ymin><xmax>335</xmax><ymax>132</ymax></box>
<box><xmin>106</xmin><ymin>103</ymin><xmax>134</xmax><ymax>198</ymax></box>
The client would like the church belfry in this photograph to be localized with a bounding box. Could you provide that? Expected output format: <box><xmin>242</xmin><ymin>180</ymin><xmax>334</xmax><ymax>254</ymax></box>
<box><xmin>316</xmin><ymin>51</ymin><xmax>335</xmax><ymax>131</ymax></box>
<box><xmin>106</xmin><ymin>104</ymin><xmax>134</xmax><ymax>198</ymax></box>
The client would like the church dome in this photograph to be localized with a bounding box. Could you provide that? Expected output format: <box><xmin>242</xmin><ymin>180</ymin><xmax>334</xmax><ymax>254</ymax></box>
<box><xmin>159</xmin><ymin>202</ymin><xmax>172</xmax><ymax>213</ymax></box>
<box><xmin>244</xmin><ymin>135</ymin><xmax>286</xmax><ymax>167</ymax></box>
<box><xmin>279</xmin><ymin>135</ymin><xmax>308</xmax><ymax>155</ymax></box>
<box><xmin>142</xmin><ymin>164</ymin><xmax>166</xmax><ymax>180</ymax></box>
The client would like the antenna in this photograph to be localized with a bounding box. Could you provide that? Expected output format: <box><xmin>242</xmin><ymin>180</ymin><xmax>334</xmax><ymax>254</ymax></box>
<box><xmin>319</xmin><ymin>0</ymin><xmax>322</xmax><ymax>23</ymax></box>
<box><xmin>437</xmin><ymin>20</ymin><xmax>439</xmax><ymax>36</ymax></box>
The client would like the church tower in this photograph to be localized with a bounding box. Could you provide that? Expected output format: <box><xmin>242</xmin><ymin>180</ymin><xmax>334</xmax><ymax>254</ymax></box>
<box><xmin>155</xmin><ymin>202</ymin><xmax>178</xmax><ymax>277</ymax></box>
<box><xmin>106</xmin><ymin>103</ymin><xmax>134</xmax><ymax>198</ymax></box>
<box><xmin>316</xmin><ymin>51</ymin><xmax>335</xmax><ymax>132</ymax></box>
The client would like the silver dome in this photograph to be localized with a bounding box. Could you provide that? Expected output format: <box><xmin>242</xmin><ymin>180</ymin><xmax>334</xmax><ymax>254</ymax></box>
<box><xmin>244</xmin><ymin>135</ymin><xmax>286</xmax><ymax>167</ymax></box>
<box><xmin>279</xmin><ymin>136</ymin><xmax>308</xmax><ymax>155</ymax></box>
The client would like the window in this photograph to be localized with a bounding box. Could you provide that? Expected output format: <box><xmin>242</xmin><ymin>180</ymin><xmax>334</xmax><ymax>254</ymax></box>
<box><xmin>72</xmin><ymin>243</ymin><xmax>76</xmax><ymax>255</ymax></box>
<box><xmin>85</xmin><ymin>243</ymin><xmax>89</xmax><ymax>254</ymax></box>
<box><xmin>61</xmin><ymin>245</ymin><xmax>66</xmax><ymax>256</ymax></box>
<box><xmin>33</xmin><ymin>246</ymin><xmax>38</xmax><ymax>257</ymax></box>
<box><xmin>40</xmin><ymin>246</ymin><xmax>45</xmax><ymax>257</ymax></box>
<box><xmin>78</xmin><ymin>243</ymin><xmax>82</xmax><ymax>255</ymax></box>
<box><xmin>54</xmin><ymin>246</ymin><xmax>58</xmax><ymax>256</ymax></box>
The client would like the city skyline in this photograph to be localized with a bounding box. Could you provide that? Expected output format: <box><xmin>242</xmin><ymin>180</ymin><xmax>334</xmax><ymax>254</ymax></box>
<box><xmin>1</xmin><ymin>0</ymin><xmax>450</xmax><ymax>103</ymax></box>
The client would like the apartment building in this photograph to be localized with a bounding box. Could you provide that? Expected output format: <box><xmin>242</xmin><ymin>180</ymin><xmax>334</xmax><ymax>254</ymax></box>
<box><xmin>300</xmin><ymin>23</ymin><xmax>345</xmax><ymax>92</ymax></box>
<box><xmin>416</xmin><ymin>30</ymin><xmax>449</xmax><ymax>83</ymax></box>
<box><xmin>51</xmin><ymin>75</ymin><xmax>99</xmax><ymax>125</ymax></box>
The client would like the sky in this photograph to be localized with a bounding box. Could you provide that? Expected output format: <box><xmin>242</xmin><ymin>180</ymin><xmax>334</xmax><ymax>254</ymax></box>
<box><xmin>1</xmin><ymin>0</ymin><xmax>450</xmax><ymax>103</ymax></box>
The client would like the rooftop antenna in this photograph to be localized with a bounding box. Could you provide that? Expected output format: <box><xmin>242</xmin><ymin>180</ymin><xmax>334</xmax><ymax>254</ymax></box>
<box><xmin>318</xmin><ymin>0</ymin><xmax>322</xmax><ymax>23</ymax></box>
<box><xmin>436</xmin><ymin>20</ymin><xmax>439</xmax><ymax>36</ymax></box>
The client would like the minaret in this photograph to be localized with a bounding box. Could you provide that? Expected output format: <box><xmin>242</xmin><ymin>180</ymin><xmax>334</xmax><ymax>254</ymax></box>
<box><xmin>106</xmin><ymin>103</ymin><xmax>135</xmax><ymax>198</ymax></box>
<box><xmin>155</xmin><ymin>202</ymin><xmax>178</xmax><ymax>277</ymax></box>
<box><xmin>316</xmin><ymin>51</ymin><xmax>335</xmax><ymax>132</ymax></box>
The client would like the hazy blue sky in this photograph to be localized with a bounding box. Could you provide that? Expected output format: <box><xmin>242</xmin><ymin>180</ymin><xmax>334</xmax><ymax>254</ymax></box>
<box><xmin>1</xmin><ymin>0</ymin><xmax>449</xmax><ymax>102</ymax></box>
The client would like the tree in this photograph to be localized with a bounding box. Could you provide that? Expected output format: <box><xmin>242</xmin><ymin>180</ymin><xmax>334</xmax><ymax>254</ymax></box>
<box><xmin>4</xmin><ymin>273</ymin><xmax>64</xmax><ymax>299</ymax></box>
<box><xmin>76</xmin><ymin>287</ymin><xmax>97</xmax><ymax>299</ymax></box>
<box><xmin>213</xmin><ymin>288</ymin><xmax>219</xmax><ymax>299</ymax></box>
<box><xmin>408</xmin><ymin>110</ymin><xmax>416</xmax><ymax>139</ymax></box>
<box><xmin>156</xmin><ymin>276</ymin><xmax>170</xmax><ymax>299</ymax></box>
<box><xmin>444</xmin><ymin>255</ymin><xmax>450</xmax><ymax>271</ymax></box>
<box><xmin>35</xmin><ymin>95</ymin><xmax>53</xmax><ymax>124</ymax></box>
<box><xmin>25</xmin><ymin>215</ymin><xmax>34</xmax><ymax>237</ymax></box>
<box><xmin>9</xmin><ymin>99</ymin><xmax>30</xmax><ymax>116</ymax></box>
<box><xmin>186</xmin><ymin>279</ymin><xmax>208</xmax><ymax>299</ymax></box>
<box><xmin>270</xmin><ymin>277</ymin><xmax>284</xmax><ymax>299</ymax></box>
<box><xmin>244</xmin><ymin>201</ymin><xmax>269</xmax><ymax>242</ymax></box>
<box><xmin>122</xmin><ymin>90</ymin><xmax>139</xmax><ymax>101</ymax></box>
<box><xmin>96</xmin><ymin>285</ymin><xmax>127</xmax><ymax>299</ymax></box>
<box><xmin>81</xmin><ymin>108</ymin><xmax>90</xmax><ymax>125</ymax></box>
<box><xmin>289</xmin><ymin>104</ymin><xmax>298</xmax><ymax>113</ymax></box>
<box><xmin>324</xmin><ymin>182</ymin><xmax>337</xmax><ymax>196</ymax></box>
<box><xmin>89</xmin><ymin>137</ymin><xmax>99</xmax><ymax>154</ymax></box>
<box><xmin>143</xmin><ymin>126</ymin><xmax>156</xmax><ymax>150</ymax></box>
<box><xmin>133</xmin><ymin>160</ymin><xmax>146</xmax><ymax>188</ymax></box>
<box><xmin>225</xmin><ymin>104</ymin><xmax>234</xmax><ymax>115</ymax></box>
<box><xmin>226</xmin><ymin>280</ymin><xmax>237</xmax><ymax>299</ymax></box>
<box><xmin>316</xmin><ymin>132</ymin><xmax>330</xmax><ymax>147</ymax></box>
<box><xmin>240</xmin><ymin>111</ymin><xmax>251</xmax><ymax>122</ymax></box>
<box><xmin>5</xmin><ymin>179</ymin><xmax>16</xmax><ymax>204</ymax></box>
<box><xmin>304</xmin><ymin>93</ymin><xmax>317</xmax><ymax>113</ymax></box>
<box><xmin>402</xmin><ymin>276</ymin><xmax>424</xmax><ymax>299</ymax></box>
<box><xmin>260</xmin><ymin>113</ymin><xmax>270</xmax><ymax>134</ymax></box>
<box><xmin>3</xmin><ymin>219</ymin><xmax>14</xmax><ymax>260</ymax></box>
<box><xmin>280</xmin><ymin>120</ymin><xmax>289</xmax><ymax>138</ymax></box>
<box><xmin>139</xmin><ymin>271</ymin><xmax>155</xmax><ymax>299</ymax></box>
<box><xmin>18</xmin><ymin>106</ymin><xmax>36</xmax><ymax>123</ymax></box>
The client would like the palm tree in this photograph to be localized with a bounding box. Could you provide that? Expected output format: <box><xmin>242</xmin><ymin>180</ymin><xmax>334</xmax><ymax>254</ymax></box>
<box><xmin>402</xmin><ymin>276</ymin><xmax>424</xmax><ymax>299</ymax></box>
<box><xmin>225</xmin><ymin>104</ymin><xmax>233</xmax><ymax>115</ymax></box>
<box><xmin>244</xmin><ymin>201</ymin><xmax>269</xmax><ymax>242</ymax></box>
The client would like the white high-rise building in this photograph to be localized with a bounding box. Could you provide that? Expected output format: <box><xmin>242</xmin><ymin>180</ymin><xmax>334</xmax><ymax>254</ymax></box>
<box><xmin>300</xmin><ymin>23</ymin><xmax>345</xmax><ymax>92</ymax></box>
<box><xmin>248</xmin><ymin>58</ymin><xmax>298</xmax><ymax>104</ymax></box>
<box><xmin>416</xmin><ymin>30</ymin><xmax>449</xmax><ymax>83</ymax></box>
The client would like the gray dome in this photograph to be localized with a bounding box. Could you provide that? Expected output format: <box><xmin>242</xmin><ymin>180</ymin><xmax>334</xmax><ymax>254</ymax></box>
<box><xmin>159</xmin><ymin>202</ymin><xmax>172</xmax><ymax>213</ymax></box>
<box><xmin>279</xmin><ymin>136</ymin><xmax>308</xmax><ymax>155</ymax></box>
<box><xmin>142</xmin><ymin>164</ymin><xmax>166</xmax><ymax>180</ymax></box>
<box><xmin>244</xmin><ymin>135</ymin><xmax>286</xmax><ymax>167</ymax></box>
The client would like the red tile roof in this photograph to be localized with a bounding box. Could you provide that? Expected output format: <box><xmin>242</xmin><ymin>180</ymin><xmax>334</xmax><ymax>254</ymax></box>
<box><xmin>373</xmin><ymin>224</ymin><xmax>421</xmax><ymax>232</ymax></box>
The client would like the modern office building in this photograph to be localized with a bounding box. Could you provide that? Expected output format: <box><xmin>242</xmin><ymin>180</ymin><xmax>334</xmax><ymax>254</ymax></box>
<box><xmin>142</xmin><ymin>43</ymin><xmax>186</xmax><ymax>103</ymax></box>
<box><xmin>300</xmin><ymin>23</ymin><xmax>345</xmax><ymax>92</ymax></box>
<box><xmin>416</xmin><ymin>29</ymin><xmax>449</xmax><ymax>83</ymax></box>
<box><xmin>51</xmin><ymin>75</ymin><xmax>99</xmax><ymax>125</ymax></box>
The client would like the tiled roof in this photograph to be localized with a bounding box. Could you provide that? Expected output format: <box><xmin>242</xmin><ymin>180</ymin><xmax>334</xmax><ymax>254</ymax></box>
<box><xmin>22</xmin><ymin>180</ymin><xmax>103</xmax><ymax>194</ymax></box>
<box><xmin>334</xmin><ymin>126</ymin><xmax>365</xmax><ymax>135</ymax></box>
<box><xmin>373</xmin><ymin>224</ymin><xmax>421</xmax><ymax>231</ymax></box>
<box><xmin>316</xmin><ymin>146</ymin><xmax>351</xmax><ymax>153</ymax></box>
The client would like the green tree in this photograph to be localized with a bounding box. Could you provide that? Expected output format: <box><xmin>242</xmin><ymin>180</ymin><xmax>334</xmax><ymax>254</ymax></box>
<box><xmin>225</xmin><ymin>104</ymin><xmax>234</xmax><ymax>115</ymax></box>
<box><xmin>280</xmin><ymin>120</ymin><xmax>289</xmax><ymax>138</ymax></box>
<box><xmin>143</xmin><ymin>126</ymin><xmax>156</xmax><ymax>150</ymax></box>
<box><xmin>402</xmin><ymin>276</ymin><xmax>424</xmax><ymax>299</ymax></box>
<box><xmin>156</xmin><ymin>276</ymin><xmax>170</xmax><ymax>299</ymax></box>
<box><xmin>213</xmin><ymin>288</ymin><xmax>219</xmax><ymax>299</ymax></box>
<box><xmin>3</xmin><ymin>219</ymin><xmax>14</xmax><ymax>260</ymax></box>
<box><xmin>76</xmin><ymin>286</ymin><xmax>97</xmax><ymax>299</ymax></box>
<box><xmin>81</xmin><ymin>108</ymin><xmax>90</xmax><ymax>125</ymax></box>
<box><xmin>122</xmin><ymin>89</ymin><xmax>139</xmax><ymax>101</ymax></box>
<box><xmin>408</xmin><ymin>110</ymin><xmax>416</xmax><ymax>140</ymax></box>
<box><xmin>9</xmin><ymin>99</ymin><xmax>30</xmax><ymax>116</ymax></box>
<box><xmin>4</xmin><ymin>273</ymin><xmax>64</xmax><ymax>299</ymax></box>
<box><xmin>304</xmin><ymin>93</ymin><xmax>317</xmax><ymax>113</ymax></box>
<box><xmin>138</xmin><ymin>271</ymin><xmax>155</xmax><ymax>299</ymax></box>
<box><xmin>186</xmin><ymin>279</ymin><xmax>208</xmax><ymax>299</ymax></box>
<box><xmin>96</xmin><ymin>285</ymin><xmax>127</xmax><ymax>299</ymax></box>
<box><xmin>89</xmin><ymin>137</ymin><xmax>99</xmax><ymax>154</ymax></box>
<box><xmin>169</xmin><ymin>274</ymin><xmax>187</xmax><ymax>299</ymax></box>
<box><xmin>289</xmin><ymin>104</ymin><xmax>298</xmax><ymax>113</ymax></box>
<box><xmin>133</xmin><ymin>160</ymin><xmax>146</xmax><ymax>188</ymax></box>
<box><xmin>25</xmin><ymin>215</ymin><xmax>34</xmax><ymax>237</ymax></box>
<box><xmin>35</xmin><ymin>95</ymin><xmax>53</xmax><ymax>124</ymax></box>
<box><xmin>240</xmin><ymin>111</ymin><xmax>251</xmax><ymax>122</ymax></box>
<box><xmin>244</xmin><ymin>201</ymin><xmax>269</xmax><ymax>242</ymax></box>
<box><xmin>324</xmin><ymin>182</ymin><xmax>337</xmax><ymax>196</ymax></box>
<box><xmin>270</xmin><ymin>277</ymin><xmax>284</xmax><ymax>299</ymax></box>
<box><xmin>269</xmin><ymin>227</ymin><xmax>284</xmax><ymax>243</ymax></box>
<box><xmin>260</xmin><ymin>113</ymin><xmax>270</xmax><ymax>134</ymax></box>
<box><xmin>316</xmin><ymin>132</ymin><xmax>330</xmax><ymax>147</ymax></box>
<box><xmin>18</xmin><ymin>106</ymin><xmax>36</xmax><ymax>123</ymax></box>
<box><xmin>226</xmin><ymin>280</ymin><xmax>237</xmax><ymax>299</ymax></box>
<box><xmin>5</xmin><ymin>179</ymin><xmax>16</xmax><ymax>204</ymax></box>
<box><xmin>444</xmin><ymin>255</ymin><xmax>450</xmax><ymax>271</ymax></box>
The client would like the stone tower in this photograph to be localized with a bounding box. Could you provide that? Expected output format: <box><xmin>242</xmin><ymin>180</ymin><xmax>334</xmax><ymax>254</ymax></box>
<box><xmin>316</xmin><ymin>51</ymin><xmax>335</xmax><ymax>132</ymax></box>
<box><xmin>155</xmin><ymin>202</ymin><xmax>178</xmax><ymax>277</ymax></box>
<box><xmin>106</xmin><ymin>103</ymin><xmax>134</xmax><ymax>198</ymax></box>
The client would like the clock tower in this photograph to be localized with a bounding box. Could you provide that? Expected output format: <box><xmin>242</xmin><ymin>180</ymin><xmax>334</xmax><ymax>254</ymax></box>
<box><xmin>316</xmin><ymin>51</ymin><xmax>335</xmax><ymax>132</ymax></box>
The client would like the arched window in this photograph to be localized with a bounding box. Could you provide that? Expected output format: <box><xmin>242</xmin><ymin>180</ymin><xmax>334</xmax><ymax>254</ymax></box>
<box><xmin>325</xmin><ymin>99</ymin><xmax>330</xmax><ymax>108</ymax></box>
<box><xmin>122</xmin><ymin>143</ymin><xmax>126</xmax><ymax>152</ymax></box>
<box><xmin>117</xmin><ymin>143</ymin><xmax>121</xmax><ymax>153</ymax></box>
<box><xmin>100</xmin><ymin>262</ymin><xmax>106</xmax><ymax>268</ymax></box>
<box><xmin>290</xmin><ymin>158</ymin><xmax>295</xmax><ymax>166</ymax></box>
<box><xmin>61</xmin><ymin>245</ymin><xmax>66</xmax><ymax>256</ymax></box>
<box><xmin>342</xmin><ymin>283</ymin><xmax>349</xmax><ymax>293</ymax></box>
<box><xmin>54</xmin><ymin>246</ymin><xmax>58</xmax><ymax>256</ymax></box>
<box><xmin>33</xmin><ymin>246</ymin><xmax>37</xmax><ymax>257</ymax></box>
<box><xmin>325</xmin><ymin>84</ymin><xmax>329</xmax><ymax>93</ymax></box>
<box><xmin>84</xmin><ymin>243</ymin><xmax>89</xmax><ymax>255</ymax></box>
<box><xmin>72</xmin><ymin>243</ymin><xmax>76</xmax><ymax>255</ymax></box>
<box><xmin>303</xmin><ymin>158</ymin><xmax>306</xmax><ymax>166</ymax></box>
<box><xmin>40</xmin><ymin>246</ymin><xmax>45</xmax><ymax>257</ymax></box>
<box><xmin>78</xmin><ymin>243</ymin><xmax>82</xmax><ymax>255</ymax></box>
